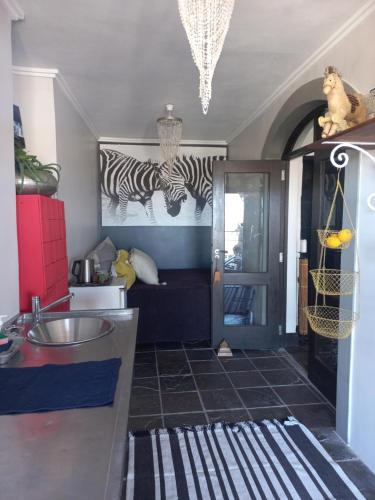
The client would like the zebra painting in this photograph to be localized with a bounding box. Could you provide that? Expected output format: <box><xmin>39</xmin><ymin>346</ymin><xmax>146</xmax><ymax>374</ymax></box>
<box><xmin>163</xmin><ymin>155</ymin><xmax>226</xmax><ymax>222</ymax></box>
<box><xmin>100</xmin><ymin>149</ymin><xmax>187</xmax><ymax>224</ymax></box>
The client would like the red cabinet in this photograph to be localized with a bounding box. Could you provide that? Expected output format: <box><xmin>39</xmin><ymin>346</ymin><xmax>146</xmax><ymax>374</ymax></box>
<box><xmin>16</xmin><ymin>195</ymin><xmax>69</xmax><ymax>312</ymax></box>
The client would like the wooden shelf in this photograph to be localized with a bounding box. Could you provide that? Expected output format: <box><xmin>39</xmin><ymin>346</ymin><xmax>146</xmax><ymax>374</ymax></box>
<box><xmin>288</xmin><ymin>117</ymin><xmax>375</xmax><ymax>159</ymax></box>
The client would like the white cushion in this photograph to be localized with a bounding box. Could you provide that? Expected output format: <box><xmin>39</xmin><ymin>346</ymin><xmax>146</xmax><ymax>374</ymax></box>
<box><xmin>86</xmin><ymin>237</ymin><xmax>117</xmax><ymax>273</ymax></box>
<box><xmin>129</xmin><ymin>248</ymin><xmax>159</xmax><ymax>285</ymax></box>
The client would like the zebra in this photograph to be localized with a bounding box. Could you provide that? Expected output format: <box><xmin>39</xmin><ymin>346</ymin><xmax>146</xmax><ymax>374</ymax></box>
<box><xmin>100</xmin><ymin>149</ymin><xmax>187</xmax><ymax>223</ymax></box>
<box><xmin>162</xmin><ymin>155</ymin><xmax>226</xmax><ymax>222</ymax></box>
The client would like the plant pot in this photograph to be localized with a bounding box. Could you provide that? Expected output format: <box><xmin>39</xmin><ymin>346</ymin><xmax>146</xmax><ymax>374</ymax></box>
<box><xmin>15</xmin><ymin>171</ymin><xmax>58</xmax><ymax>196</ymax></box>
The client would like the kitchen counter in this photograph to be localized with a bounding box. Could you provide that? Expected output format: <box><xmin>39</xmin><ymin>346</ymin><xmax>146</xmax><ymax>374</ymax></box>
<box><xmin>0</xmin><ymin>308</ymin><xmax>138</xmax><ymax>500</ymax></box>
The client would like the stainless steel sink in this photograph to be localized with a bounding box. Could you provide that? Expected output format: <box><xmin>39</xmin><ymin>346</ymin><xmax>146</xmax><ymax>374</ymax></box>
<box><xmin>27</xmin><ymin>317</ymin><xmax>114</xmax><ymax>346</ymax></box>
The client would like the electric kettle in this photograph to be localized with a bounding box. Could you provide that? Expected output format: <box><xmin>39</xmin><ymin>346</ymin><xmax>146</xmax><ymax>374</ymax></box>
<box><xmin>72</xmin><ymin>259</ymin><xmax>95</xmax><ymax>284</ymax></box>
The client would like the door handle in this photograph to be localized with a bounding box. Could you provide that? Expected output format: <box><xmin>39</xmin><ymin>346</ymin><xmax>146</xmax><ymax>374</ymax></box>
<box><xmin>214</xmin><ymin>249</ymin><xmax>228</xmax><ymax>259</ymax></box>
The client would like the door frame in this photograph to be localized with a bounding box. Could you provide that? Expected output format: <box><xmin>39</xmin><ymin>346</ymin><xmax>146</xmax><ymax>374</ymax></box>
<box><xmin>211</xmin><ymin>160</ymin><xmax>288</xmax><ymax>349</ymax></box>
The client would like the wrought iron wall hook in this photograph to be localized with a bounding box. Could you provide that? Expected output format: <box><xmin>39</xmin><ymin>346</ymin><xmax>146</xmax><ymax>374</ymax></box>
<box><xmin>323</xmin><ymin>141</ymin><xmax>375</xmax><ymax>211</ymax></box>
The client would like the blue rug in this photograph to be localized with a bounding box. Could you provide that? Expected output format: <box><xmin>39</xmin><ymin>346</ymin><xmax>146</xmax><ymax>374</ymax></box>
<box><xmin>0</xmin><ymin>358</ymin><xmax>121</xmax><ymax>414</ymax></box>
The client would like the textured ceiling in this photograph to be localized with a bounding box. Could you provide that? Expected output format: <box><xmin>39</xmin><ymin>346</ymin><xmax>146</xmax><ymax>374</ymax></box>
<box><xmin>12</xmin><ymin>0</ymin><xmax>365</xmax><ymax>141</ymax></box>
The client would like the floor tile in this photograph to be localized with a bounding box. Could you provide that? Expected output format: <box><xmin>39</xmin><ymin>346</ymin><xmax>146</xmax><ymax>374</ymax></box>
<box><xmin>287</xmin><ymin>351</ymin><xmax>308</xmax><ymax>370</ymax></box>
<box><xmin>183</xmin><ymin>340</ymin><xmax>211</xmax><ymax>349</ymax></box>
<box><xmin>200</xmin><ymin>388</ymin><xmax>243</xmax><ymax>411</ymax></box>
<box><xmin>207</xmin><ymin>409</ymin><xmax>249</xmax><ymax>424</ymax></box>
<box><xmin>244</xmin><ymin>349</ymin><xmax>276</xmax><ymax>358</ymax></box>
<box><xmin>228</xmin><ymin>371</ymin><xmax>268</xmax><ymax>388</ymax></box>
<box><xmin>164</xmin><ymin>412</ymin><xmax>207</xmax><ymax>428</ymax></box>
<box><xmin>162</xmin><ymin>391</ymin><xmax>202</xmax><ymax>414</ymax></box>
<box><xmin>158</xmin><ymin>362</ymin><xmax>191</xmax><ymax>376</ymax></box>
<box><xmin>339</xmin><ymin>460</ymin><xmax>375</xmax><ymax>497</ymax></box>
<box><xmin>186</xmin><ymin>349</ymin><xmax>217</xmax><ymax>361</ymax></box>
<box><xmin>249</xmin><ymin>406</ymin><xmax>292</xmax><ymax>422</ymax></box>
<box><xmin>260</xmin><ymin>368</ymin><xmax>304</xmax><ymax>386</ymax></box>
<box><xmin>129</xmin><ymin>392</ymin><xmax>161</xmax><ymax>416</ymax></box>
<box><xmin>194</xmin><ymin>373</ymin><xmax>232</xmax><ymax>390</ymax></box>
<box><xmin>132</xmin><ymin>377</ymin><xmax>159</xmax><ymax>391</ymax></box>
<box><xmin>157</xmin><ymin>351</ymin><xmax>190</xmax><ymax>376</ymax></box>
<box><xmin>251</xmin><ymin>356</ymin><xmax>289</xmax><ymax>370</ymax></box>
<box><xmin>220</xmin><ymin>358</ymin><xmax>256</xmax><ymax>372</ymax></box>
<box><xmin>190</xmin><ymin>360</ymin><xmax>223</xmax><ymax>374</ymax></box>
<box><xmin>135</xmin><ymin>343</ymin><xmax>155</xmax><ymax>352</ymax></box>
<box><xmin>134</xmin><ymin>352</ymin><xmax>156</xmax><ymax>364</ymax></box>
<box><xmin>289</xmin><ymin>403</ymin><xmax>335</xmax><ymax>428</ymax></box>
<box><xmin>159</xmin><ymin>375</ymin><xmax>196</xmax><ymax>392</ymax></box>
<box><xmin>128</xmin><ymin>415</ymin><xmax>162</xmax><ymax>432</ymax></box>
<box><xmin>312</xmin><ymin>428</ymin><xmax>357</xmax><ymax>462</ymax></box>
<box><xmin>156</xmin><ymin>341</ymin><xmax>183</xmax><ymax>350</ymax></box>
<box><xmin>156</xmin><ymin>350</ymin><xmax>187</xmax><ymax>363</ymax></box>
<box><xmin>274</xmin><ymin>385</ymin><xmax>323</xmax><ymax>405</ymax></box>
<box><xmin>133</xmin><ymin>362</ymin><xmax>157</xmax><ymax>378</ymax></box>
<box><xmin>238</xmin><ymin>387</ymin><xmax>283</xmax><ymax>408</ymax></box>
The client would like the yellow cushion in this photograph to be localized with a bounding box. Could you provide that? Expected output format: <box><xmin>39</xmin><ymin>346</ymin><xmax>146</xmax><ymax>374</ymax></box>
<box><xmin>113</xmin><ymin>250</ymin><xmax>136</xmax><ymax>290</ymax></box>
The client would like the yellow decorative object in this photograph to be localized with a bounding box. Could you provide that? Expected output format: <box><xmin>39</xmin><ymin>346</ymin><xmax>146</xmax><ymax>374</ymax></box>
<box><xmin>338</xmin><ymin>229</ymin><xmax>353</xmax><ymax>243</ymax></box>
<box><xmin>325</xmin><ymin>234</ymin><xmax>342</xmax><ymax>249</ymax></box>
<box><xmin>113</xmin><ymin>250</ymin><xmax>136</xmax><ymax>290</ymax></box>
<box><xmin>317</xmin><ymin>229</ymin><xmax>354</xmax><ymax>250</ymax></box>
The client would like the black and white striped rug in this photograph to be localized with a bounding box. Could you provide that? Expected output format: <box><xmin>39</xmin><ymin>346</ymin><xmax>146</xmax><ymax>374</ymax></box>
<box><xmin>125</xmin><ymin>418</ymin><xmax>364</xmax><ymax>499</ymax></box>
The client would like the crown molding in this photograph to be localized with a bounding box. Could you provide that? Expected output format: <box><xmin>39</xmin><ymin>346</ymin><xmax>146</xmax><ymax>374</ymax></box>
<box><xmin>12</xmin><ymin>66</ymin><xmax>99</xmax><ymax>138</ymax></box>
<box><xmin>227</xmin><ymin>0</ymin><xmax>375</xmax><ymax>144</ymax></box>
<box><xmin>55</xmin><ymin>72</ymin><xmax>99</xmax><ymax>138</ymax></box>
<box><xmin>2</xmin><ymin>0</ymin><xmax>24</xmax><ymax>20</ymax></box>
<box><xmin>99</xmin><ymin>137</ymin><xmax>228</xmax><ymax>146</ymax></box>
<box><xmin>12</xmin><ymin>66</ymin><xmax>59</xmax><ymax>78</ymax></box>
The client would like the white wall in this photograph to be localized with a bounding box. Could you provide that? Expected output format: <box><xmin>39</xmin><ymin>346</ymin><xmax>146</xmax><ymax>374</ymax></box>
<box><xmin>348</xmin><ymin>151</ymin><xmax>375</xmax><ymax>471</ymax></box>
<box><xmin>286</xmin><ymin>157</ymin><xmax>303</xmax><ymax>333</ymax></box>
<box><xmin>0</xmin><ymin>4</ymin><xmax>19</xmax><ymax>318</ymax></box>
<box><xmin>12</xmin><ymin>75</ymin><xmax>56</xmax><ymax>164</ymax></box>
<box><xmin>12</xmin><ymin>72</ymin><xmax>99</xmax><ymax>267</ymax></box>
<box><xmin>54</xmin><ymin>81</ymin><xmax>99</xmax><ymax>264</ymax></box>
<box><xmin>229</xmin><ymin>8</ymin><xmax>375</xmax><ymax>159</ymax></box>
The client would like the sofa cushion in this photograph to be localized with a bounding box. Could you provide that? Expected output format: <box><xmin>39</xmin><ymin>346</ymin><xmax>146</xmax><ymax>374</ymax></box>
<box><xmin>129</xmin><ymin>248</ymin><xmax>159</xmax><ymax>285</ymax></box>
<box><xmin>86</xmin><ymin>236</ymin><xmax>117</xmax><ymax>273</ymax></box>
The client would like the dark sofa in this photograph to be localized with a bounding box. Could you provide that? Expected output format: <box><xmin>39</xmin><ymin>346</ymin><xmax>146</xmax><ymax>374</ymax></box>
<box><xmin>127</xmin><ymin>269</ymin><xmax>211</xmax><ymax>344</ymax></box>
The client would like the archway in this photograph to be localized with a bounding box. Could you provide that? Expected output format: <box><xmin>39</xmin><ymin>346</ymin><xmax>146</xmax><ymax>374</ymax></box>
<box><xmin>261</xmin><ymin>77</ymin><xmax>355</xmax><ymax>159</ymax></box>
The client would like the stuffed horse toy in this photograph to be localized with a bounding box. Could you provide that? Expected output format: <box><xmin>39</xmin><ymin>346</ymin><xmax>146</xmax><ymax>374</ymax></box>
<box><xmin>318</xmin><ymin>66</ymin><xmax>368</xmax><ymax>138</ymax></box>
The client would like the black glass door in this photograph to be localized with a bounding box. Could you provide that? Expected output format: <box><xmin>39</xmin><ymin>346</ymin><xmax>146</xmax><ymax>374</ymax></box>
<box><xmin>308</xmin><ymin>152</ymin><xmax>344</xmax><ymax>405</ymax></box>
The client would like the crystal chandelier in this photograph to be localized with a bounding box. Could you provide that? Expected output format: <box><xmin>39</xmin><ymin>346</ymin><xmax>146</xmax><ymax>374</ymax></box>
<box><xmin>157</xmin><ymin>104</ymin><xmax>183</xmax><ymax>174</ymax></box>
<box><xmin>178</xmin><ymin>0</ymin><xmax>235</xmax><ymax>114</ymax></box>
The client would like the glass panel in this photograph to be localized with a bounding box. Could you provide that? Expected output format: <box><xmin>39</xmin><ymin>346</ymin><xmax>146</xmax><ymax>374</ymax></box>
<box><xmin>224</xmin><ymin>285</ymin><xmax>267</xmax><ymax>326</ymax></box>
<box><xmin>224</xmin><ymin>173</ymin><xmax>269</xmax><ymax>273</ymax></box>
<box><xmin>316</xmin><ymin>337</ymin><xmax>338</xmax><ymax>373</ymax></box>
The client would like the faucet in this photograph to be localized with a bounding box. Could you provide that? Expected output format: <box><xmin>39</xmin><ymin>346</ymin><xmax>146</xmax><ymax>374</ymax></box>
<box><xmin>31</xmin><ymin>293</ymin><xmax>74</xmax><ymax>323</ymax></box>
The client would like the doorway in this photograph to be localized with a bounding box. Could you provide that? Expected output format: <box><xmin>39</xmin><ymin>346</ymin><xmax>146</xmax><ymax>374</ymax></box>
<box><xmin>212</xmin><ymin>160</ymin><xmax>286</xmax><ymax>349</ymax></box>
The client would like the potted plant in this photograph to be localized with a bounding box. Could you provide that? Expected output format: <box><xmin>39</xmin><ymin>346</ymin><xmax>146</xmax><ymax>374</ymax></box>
<box><xmin>15</xmin><ymin>141</ymin><xmax>61</xmax><ymax>196</ymax></box>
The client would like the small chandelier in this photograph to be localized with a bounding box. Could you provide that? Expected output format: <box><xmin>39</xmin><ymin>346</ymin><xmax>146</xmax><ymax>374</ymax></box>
<box><xmin>178</xmin><ymin>0</ymin><xmax>235</xmax><ymax>114</ymax></box>
<box><xmin>157</xmin><ymin>104</ymin><xmax>183</xmax><ymax>174</ymax></box>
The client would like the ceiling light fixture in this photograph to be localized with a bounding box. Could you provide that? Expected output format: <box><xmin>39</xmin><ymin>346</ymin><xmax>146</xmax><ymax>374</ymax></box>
<box><xmin>178</xmin><ymin>0</ymin><xmax>235</xmax><ymax>114</ymax></box>
<box><xmin>157</xmin><ymin>104</ymin><xmax>183</xmax><ymax>174</ymax></box>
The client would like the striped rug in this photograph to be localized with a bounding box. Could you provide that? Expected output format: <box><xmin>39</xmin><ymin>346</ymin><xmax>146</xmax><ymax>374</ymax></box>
<box><xmin>125</xmin><ymin>417</ymin><xmax>364</xmax><ymax>500</ymax></box>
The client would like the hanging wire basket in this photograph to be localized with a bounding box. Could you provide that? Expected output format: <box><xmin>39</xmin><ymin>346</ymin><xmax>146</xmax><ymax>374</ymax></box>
<box><xmin>304</xmin><ymin>305</ymin><xmax>358</xmax><ymax>339</ymax></box>
<box><xmin>317</xmin><ymin>229</ymin><xmax>355</xmax><ymax>250</ymax></box>
<box><xmin>310</xmin><ymin>269</ymin><xmax>359</xmax><ymax>296</ymax></box>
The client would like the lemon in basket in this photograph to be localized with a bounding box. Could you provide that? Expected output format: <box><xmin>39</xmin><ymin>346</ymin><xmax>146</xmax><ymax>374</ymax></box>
<box><xmin>325</xmin><ymin>234</ymin><xmax>342</xmax><ymax>249</ymax></box>
<box><xmin>338</xmin><ymin>229</ymin><xmax>353</xmax><ymax>243</ymax></box>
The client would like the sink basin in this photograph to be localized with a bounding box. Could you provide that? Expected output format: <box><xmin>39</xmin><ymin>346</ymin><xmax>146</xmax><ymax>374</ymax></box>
<box><xmin>27</xmin><ymin>317</ymin><xmax>114</xmax><ymax>346</ymax></box>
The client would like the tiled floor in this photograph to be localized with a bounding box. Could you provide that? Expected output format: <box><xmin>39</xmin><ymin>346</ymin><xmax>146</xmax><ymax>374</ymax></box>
<box><xmin>127</xmin><ymin>341</ymin><xmax>375</xmax><ymax>497</ymax></box>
